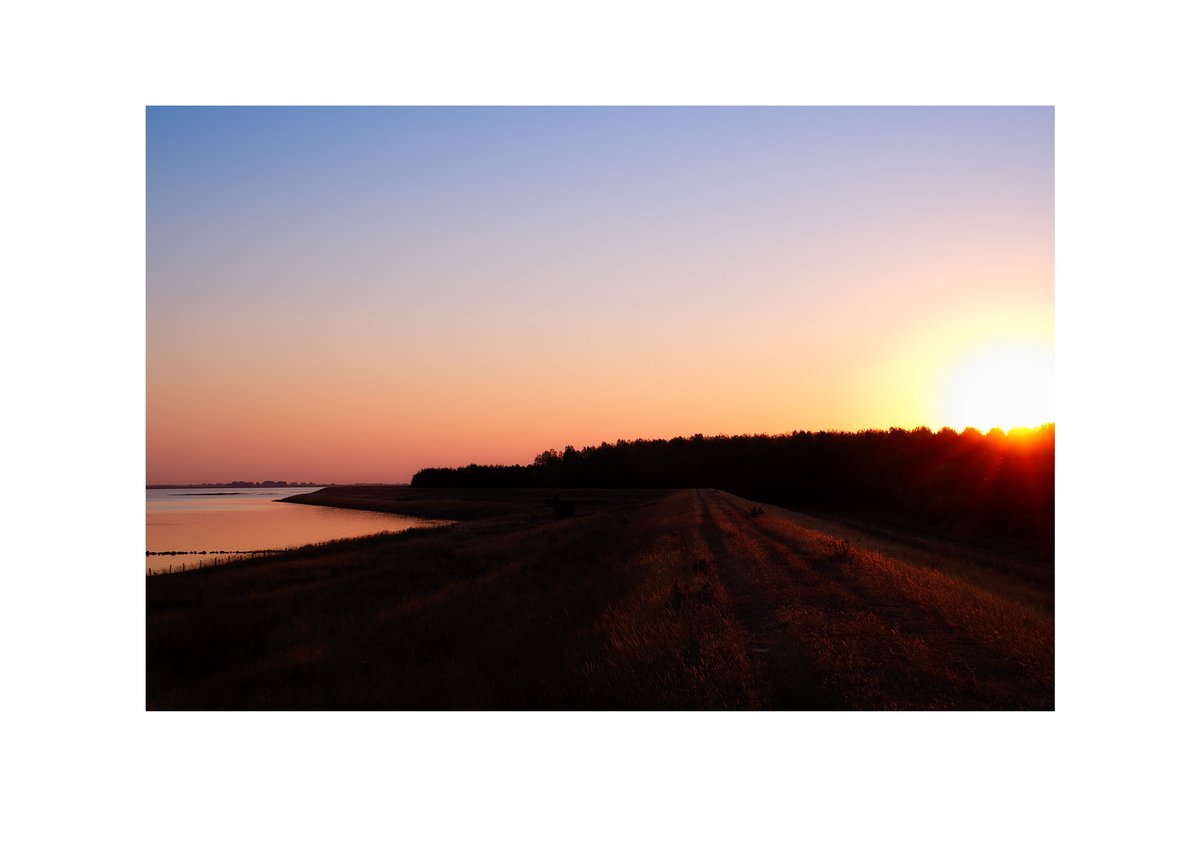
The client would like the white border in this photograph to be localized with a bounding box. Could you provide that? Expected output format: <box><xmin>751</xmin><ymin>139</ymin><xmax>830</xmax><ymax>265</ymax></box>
<box><xmin>6</xmin><ymin>1</ymin><xmax>1195</xmax><ymax>845</ymax></box>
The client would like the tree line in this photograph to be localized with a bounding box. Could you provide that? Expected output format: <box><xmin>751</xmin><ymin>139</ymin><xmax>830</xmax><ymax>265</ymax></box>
<box><xmin>411</xmin><ymin>425</ymin><xmax>1054</xmax><ymax>553</ymax></box>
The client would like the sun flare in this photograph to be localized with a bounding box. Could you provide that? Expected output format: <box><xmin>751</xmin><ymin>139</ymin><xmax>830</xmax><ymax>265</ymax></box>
<box><xmin>939</xmin><ymin>342</ymin><xmax>1053</xmax><ymax>433</ymax></box>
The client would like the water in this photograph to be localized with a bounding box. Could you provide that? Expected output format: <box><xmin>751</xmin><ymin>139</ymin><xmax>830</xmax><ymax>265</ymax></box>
<box><xmin>146</xmin><ymin>487</ymin><xmax>447</xmax><ymax>573</ymax></box>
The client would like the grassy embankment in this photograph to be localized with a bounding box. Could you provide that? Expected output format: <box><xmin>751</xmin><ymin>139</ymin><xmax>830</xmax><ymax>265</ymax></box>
<box><xmin>147</xmin><ymin>487</ymin><xmax>1052</xmax><ymax>709</ymax></box>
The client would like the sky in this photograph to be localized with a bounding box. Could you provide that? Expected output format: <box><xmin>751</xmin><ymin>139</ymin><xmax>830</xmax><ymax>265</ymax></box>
<box><xmin>147</xmin><ymin>106</ymin><xmax>1053</xmax><ymax>483</ymax></box>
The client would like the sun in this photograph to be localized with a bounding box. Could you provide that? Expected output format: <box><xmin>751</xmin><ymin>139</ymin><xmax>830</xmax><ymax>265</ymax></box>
<box><xmin>938</xmin><ymin>341</ymin><xmax>1053</xmax><ymax>432</ymax></box>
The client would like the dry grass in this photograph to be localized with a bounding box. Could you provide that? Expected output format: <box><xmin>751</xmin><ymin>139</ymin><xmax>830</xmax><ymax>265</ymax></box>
<box><xmin>699</xmin><ymin>491</ymin><xmax>1052</xmax><ymax>709</ymax></box>
<box><xmin>148</xmin><ymin>490</ymin><xmax>766</xmax><ymax>709</ymax></box>
<box><xmin>148</xmin><ymin>488</ymin><xmax>1052</xmax><ymax>709</ymax></box>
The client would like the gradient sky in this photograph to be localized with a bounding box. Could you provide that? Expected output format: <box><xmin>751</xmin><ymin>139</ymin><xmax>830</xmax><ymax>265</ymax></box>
<box><xmin>147</xmin><ymin>106</ymin><xmax>1053</xmax><ymax>484</ymax></box>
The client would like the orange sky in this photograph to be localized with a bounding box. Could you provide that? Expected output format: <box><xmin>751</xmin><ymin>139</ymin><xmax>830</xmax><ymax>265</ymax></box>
<box><xmin>147</xmin><ymin>107</ymin><xmax>1053</xmax><ymax>483</ymax></box>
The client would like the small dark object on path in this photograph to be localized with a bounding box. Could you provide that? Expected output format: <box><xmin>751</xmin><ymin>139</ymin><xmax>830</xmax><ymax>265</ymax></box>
<box><xmin>545</xmin><ymin>495</ymin><xmax>576</xmax><ymax>518</ymax></box>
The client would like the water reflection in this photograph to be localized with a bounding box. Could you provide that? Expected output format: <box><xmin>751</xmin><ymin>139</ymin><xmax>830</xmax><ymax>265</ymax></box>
<box><xmin>146</xmin><ymin>488</ymin><xmax>448</xmax><ymax>572</ymax></box>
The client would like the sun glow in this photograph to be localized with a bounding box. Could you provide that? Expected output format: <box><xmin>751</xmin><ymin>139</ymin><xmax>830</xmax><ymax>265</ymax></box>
<box><xmin>939</xmin><ymin>341</ymin><xmax>1053</xmax><ymax>433</ymax></box>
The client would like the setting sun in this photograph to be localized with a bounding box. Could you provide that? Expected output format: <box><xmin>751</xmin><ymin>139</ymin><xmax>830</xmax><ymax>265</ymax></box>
<box><xmin>939</xmin><ymin>341</ymin><xmax>1053</xmax><ymax>432</ymax></box>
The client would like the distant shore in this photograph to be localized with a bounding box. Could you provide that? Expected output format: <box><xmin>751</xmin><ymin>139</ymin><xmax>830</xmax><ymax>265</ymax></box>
<box><xmin>147</xmin><ymin>482</ymin><xmax>339</xmax><ymax>490</ymax></box>
<box><xmin>279</xmin><ymin>485</ymin><xmax>640</xmax><ymax>522</ymax></box>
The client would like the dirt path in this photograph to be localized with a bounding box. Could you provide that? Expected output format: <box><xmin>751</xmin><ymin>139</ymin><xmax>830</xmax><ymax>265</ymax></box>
<box><xmin>693</xmin><ymin>489</ymin><xmax>1053</xmax><ymax>709</ymax></box>
<box><xmin>695</xmin><ymin>490</ymin><xmax>843</xmax><ymax>708</ymax></box>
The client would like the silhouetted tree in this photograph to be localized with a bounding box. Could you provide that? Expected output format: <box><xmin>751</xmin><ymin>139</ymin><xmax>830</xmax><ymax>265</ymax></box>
<box><xmin>411</xmin><ymin>425</ymin><xmax>1054</xmax><ymax>554</ymax></box>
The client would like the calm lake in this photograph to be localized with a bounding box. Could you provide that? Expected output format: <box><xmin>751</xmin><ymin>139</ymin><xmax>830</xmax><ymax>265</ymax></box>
<box><xmin>146</xmin><ymin>487</ymin><xmax>447</xmax><ymax>573</ymax></box>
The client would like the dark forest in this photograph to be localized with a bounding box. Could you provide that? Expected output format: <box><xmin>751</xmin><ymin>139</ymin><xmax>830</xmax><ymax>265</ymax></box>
<box><xmin>412</xmin><ymin>425</ymin><xmax>1054</xmax><ymax>557</ymax></box>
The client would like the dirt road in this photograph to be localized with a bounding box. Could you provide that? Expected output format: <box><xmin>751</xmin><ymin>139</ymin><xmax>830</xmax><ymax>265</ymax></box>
<box><xmin>690</xmin><ymin>489</ymin><xmax>1053</xmax><ymax>709</ymax></box>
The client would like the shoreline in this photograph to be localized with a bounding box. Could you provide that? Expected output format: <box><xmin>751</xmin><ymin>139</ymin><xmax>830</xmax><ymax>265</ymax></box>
<box><xmin>147</xmin><ymin>488</ymin><xmax>453</xmax><ymax>575</ymax></box>
<box><xmin>277</xmin><ymin>485</ymin><xmax>669</xmax><ymax>523</ymax></box>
